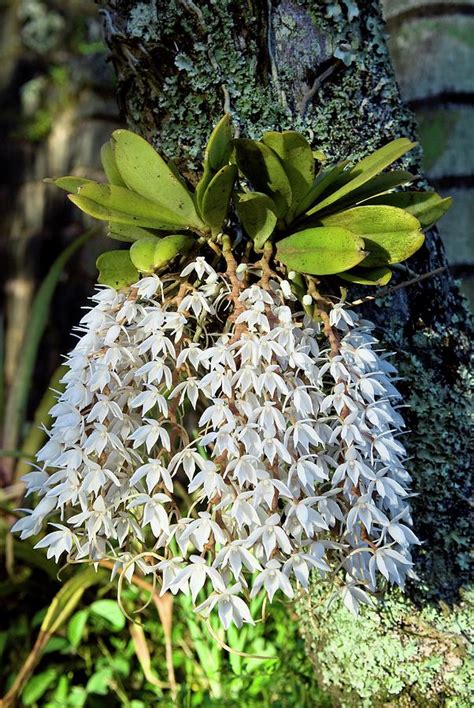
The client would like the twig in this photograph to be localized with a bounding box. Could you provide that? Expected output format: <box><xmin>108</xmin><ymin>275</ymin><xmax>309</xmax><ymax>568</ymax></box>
<box><xmin>298</xmin><ymin>61</ymin><xmax>340</xmax><ymax>118</ymax></box>
<box><xmin>349</xmin><ymin>266</ymin><xmax>446</xmax><ymax>306</ymax></box>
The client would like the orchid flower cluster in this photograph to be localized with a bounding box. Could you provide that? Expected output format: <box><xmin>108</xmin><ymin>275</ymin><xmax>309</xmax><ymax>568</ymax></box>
<box><xmin>14</xmin><ymin>255</ymin><xmax>419</xmax><ymax>628</ymax></box>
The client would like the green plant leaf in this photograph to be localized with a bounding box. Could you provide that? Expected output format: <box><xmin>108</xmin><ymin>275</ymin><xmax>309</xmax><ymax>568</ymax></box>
<box><xmin>262</xmin><ymin>130</ymin><xmax>315</xmax><ymax>205</ymax></box>
<box><xmin>45</xmin><ymin>176</ymin><xmax>94</xmax><ymax>193</ymax></box>
<box><xmin>96</xmin><ymin>250</ymin><xmax>139</xmax><ymax>289</ymax></box>
<box><xmin>347</xmin><ymin>137</ymin><xmax>416</xmax><ymax>178</ymax></box>
<box><xmin>100</xmin><ymin>141</ymin><xmax>126</xmax><ymax>186</ymax></box>
<box><xmin>130</xmin><ymin>234</ymin><xmax>193</xmax><ymax>273</ymax></box>
<box><xmin>318</xmin><ymin>205</ymin><xmax>420</xmax><ymax>239</ymax></box>
<box><xmin>76</xmin><ymin>182</ymin><xmax>191</xmax><ymax>229</ymax></box>
<box><xmin>363</xmin><ymin>191</ymin><xmax>453</xmax><ymax>229</ymax></box>
<box><xmin>234</xmin><ymin>139</ymin><xmax>292</xmax><ymax>218</ymax></box>
<box><xmin>338</xmin><ymin>266</ymin><xmax>392</xmax><ymax>286</ymax></box>
<box><xmin>86</xmin><ymin>668</ymin><xmax>113</xmax><ymax>695</ymax></box>
<box><xmin>206</xmin><ymin>113</ymin><xmax>233</xmax><ymax>172</ymax></box>
<box><xmin>306</xmin><ymin>138</ymin><xmax>416</xmax><ymax>216</ymax></box>
<box><xmin>276</xmin><ymin>227</ymin><xmax>366</xmax><ymax>275</ymax></box>
<box><xmin>320</xmin><ymin>205</ymin><xmax>423</xmax><ymax>268</ymax></box>
<box><xmin>111</xmin><ymin>129</ymin><xmax>202</xmax><ymax>228</ymax></box>
<box><xmin>201</xmin><ymin>163</ymin><xmax>237</xmax><ymax>233</ymax></box>
<box><xmin>324</xmin><ymin>170</ymin><xmax>414</xmax><ymax>214</ymax></box>
<box><xmin>236</xmin><ymin>192</ymin><xmax>277</xmax><ymax>249</ymax></box>
<box><xmin>90</xmin><ymin>599</ymin><xmax>126</xmax><ymax>631</ymax></box>
<box><xmin>69</xmin><ymin>195</ymin><xmax>170</xmax><ymax>230</ymax></box>
<box><xmin>41</xmin><ymin>569</ymin><xmax>104</xmax><ymax>636</ymax></box>
<box><xmin>319</xmin><ymin>205</ymin><xmax>423</xmax><ymax>267</ymax></box>
<box><xmin>67</xmin><ymin>609</ymin><xmax>89</xmax><ymax>647</ymax></box>
<box><xmin>130</xmin><ymin>236</ymin><xmax>162</xmax><ymax>273</ymax></box>
<box><xmin>294</xmin><ymin>162</ymin><xmax>349</xmax><ymax>217</ymax></box>
<box><xmin>22</xmin><ymin>668</ymin><xmax>58</xmax><ymax>706</ymax></box>
<box><xmin>107</xmin><ymin>223</ymin><xmax>159</xmax><ymax>243</ymax></box>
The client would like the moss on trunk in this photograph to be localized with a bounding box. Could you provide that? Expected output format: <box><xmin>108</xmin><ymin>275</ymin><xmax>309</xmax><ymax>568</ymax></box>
<box><xmin>99</xmin><ymin>1</ymin><xmax>473</xmax><ymax>703</ymax></box>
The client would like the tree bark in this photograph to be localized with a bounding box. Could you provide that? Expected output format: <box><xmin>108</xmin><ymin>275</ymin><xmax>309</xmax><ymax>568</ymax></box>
<box><xmin>99</xmin><ymin>1</ymin><xmax>472</xmax><ymax>704</ymax></box>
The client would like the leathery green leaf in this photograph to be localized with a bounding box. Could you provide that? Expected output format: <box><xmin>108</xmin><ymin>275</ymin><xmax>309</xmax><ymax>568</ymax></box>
<box><xmin>201</xmin><ymin>163</ymin><xmax>237</xmax><ymax>233</ymax></box>
<box><xmin>234</xmin><ymin>139</ymin><xmax>292</xmax><ymax>218</ymax></box>
<box><xmin>69</xmin><ymin>194</ymin><xmax>165</xmax><ymax>228</ymax></box>
<box><xmin>338</xmin><ymin>266</ymin><xmax>392</xmax><ymax>286</ymax></box>
<box><xmin>205</xmin><ymin>114</ymin><xmax>233</xmax><ymax>172</ymax></box>
<box><xmin>276</xmin><ymin>226</ymin><xmax>367</xmax><ymax>275</ymax></box>
<box><xmin>294</xmin><ymin>161</ymin><xmax>349</xmax><ymax>218</ymax></box>
<box><xmin>75</xmin><ymin>183</ymin><xmax>191</xmax><ymax>229</ymax></box>
<box><xmin>321</xmin><ymin>170</ymin><xmax>413</xmax><ymax>214</ymax></box>
<box><xmin>262</xmin><ymin>130</ymin><xmax>315</xmax><ymax>205</ymax></box>
<box><xmin>130</xmin><ymin>233</ymin><xmax>194</xmax><ymax>273</ymax></box>
<box><xmin>130</xmin><ymin>236</ymin><xmax>162</xmax><ymax>273</ymax></box>
<box><xmin>318</xmin><ymin>205</ymin><xmax>421</xmax><ymax>241</ymax></box>
<box><xmin>100</xmin><ymin>141</ymin><xmax>126</xmax><ymax>186</ymax></box>
<box><xmin>236</xmin><ymin>192</ymin><xmax>277</xmax><ymax>249</ymax></box>
<box><xmin>111</xmin><ymin>129</ymin><xmax>202</xmax><ymax>228</ymax></box>
<box><xmin>319</xmin><ymin>205</ymin><xmax>423</xmax><ymax>267</ymax></box>
<box><xmin>306</xmin><ymin>138</ymin><xmax>416</xmax><ymax>216</ymax></box>
<box><xmin>96</xmin><ymin>250</ymin><xmax>139</xmax><ymax>289</ymax></box>
<box><xmin>318</xmin><ymin>205</ymin><xmax>424</xmax><ymax>267</ymax></box>
<box><xmin>364</xmin><ymin>191</ymin><xmax>453</xmax><ymax>229</ymax></box>
<box><xmin>107</xmin><ymin>222</ymin><xmax>159</xmax><ymax>243</ymax></box>
<box><xmin>45</xmin><ymin>176</ymin><xmax>94</xmax><ymax>193</ymax></box>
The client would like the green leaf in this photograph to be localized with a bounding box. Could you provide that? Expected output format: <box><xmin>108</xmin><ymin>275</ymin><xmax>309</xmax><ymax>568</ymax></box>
<box><xmin>111</xmin><ymin>129</ymin><xmax>202</xmax><ymax>228</ymax></box>
<box><xmin>324</xmin><ymin>170</ymin><xmax>414</xmax><ymax>213</ymax></box>
<box><xmin>363</xmin><ymin>191</ymin><xmax>453</xmax><ymax>229</ymax></box>
<box><xmin>236</xmin><ymin>192</ymin><xmax>277</xmax><ymax>249</ymax></box>
<box><xmin>76</xmin><ymin>182</ymin><xmax>191</xmax><ymax>229</ymax></box>
<box><xmin>347</xmin><ymin>137</ymin><xmax>416</xmax><ymax>178</ymax></box>
<box><xmin>100</xmin><ymin>141</ymin><xmax>126</xmax><ymax>186</ymax></box>
<box><xmin>262</xmin><ymin>130</ymin><xmax>315</xmax><ymax>205</ymax></box>
<box><xmin>318</xmin><ymin>204</ymin><xmax>420</xmax><ymax>238</ymax></box>
<box><xmin>206</xmin><ymin>113</ymin><xmax>233</xmax><ymax>172</ymax></box>
<box><xmin>45</xmin><ymin>176</ymin><xmax>94</xmax><ymax>193</ymax></box>
<box><xmin>130</xmin><ymin>236</ymin><xmax>162</xmax><ymax>273</ymax></box>
<box><xmin>201</xmin><ymin>164</ymin><xmax>237</xmax><ymax>233</ymax></box>
<box><xmin>107</xmin><ymin>222</ymin><xmax>159</xmax><ymax>243</ymax></box>
<box><xmin>276</xmin><ymin>227</ymin><xmax>367</xmax><ymax>275</ymax></box>
<box><xmin>96</xmin><ymin>250</ymin><xmax>139</xmax><ymax>289</ymax></box>
<box><xmin>22</xmin><ymin>668</ymin><xmax>58</xmax><ymax>705</ymax></box>
<box><xmin>338</xmin><ymin>266</ymin><xmax>392</xmax><ymax>286</ymax></box>
<box><xmin>40</xmin><ymin>569</ymin><xmax>104</xmax><ymax>636</ymax></box>
<box><xmin>86</xmin><ymin>668</ymin><xmax>113</xmax><ymax>695</ymax></box>
<box><xmin>306</xmin><ymin>138</ymin><xmax>416</xmax><ymax>216</ymax></box>
<box><xmin>319</xmin><ymin>205</ymin><xmax>424</xmax><ymax>267</ymax></box>
<box><xmin>130</xmin><ymin>235</ymin><xmax>193</xmax><ymax>273</ymax></box>
<box><xmin>67</xmin><ymin>609</ymin><xmax>89</xmax><ymax>647</ymax></box>
<box><xmin>234</xmin><ymin>139</ymin><xmax>292</xmax><ymax>218</ymax></box>
<box><xmin>294</xmin><ymin>162</ymin><xmax>349</xmax><ymax>217</ymax></box>
<box><xmin>43</xmin><ymin>637</ymin><xmax>69</xmax><ymax>654</ymax></box>
<box><xmin>90</xmin><ymin>599</ymin><xmax>126</xmax><ymax>631</ymax></box>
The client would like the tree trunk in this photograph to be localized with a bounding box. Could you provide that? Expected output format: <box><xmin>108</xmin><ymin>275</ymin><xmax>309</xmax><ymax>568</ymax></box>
<box><xmin>99</xmin><ymin>1</ymin><xmax>472</xmax><ymax>704</ymax></box>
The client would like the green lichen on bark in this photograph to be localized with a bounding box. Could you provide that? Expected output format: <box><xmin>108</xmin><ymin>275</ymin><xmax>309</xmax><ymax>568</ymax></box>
<box><xmin>297</xmin><ymin>585</ymin><xmax>473</xmax><ymax>707</ymax></box>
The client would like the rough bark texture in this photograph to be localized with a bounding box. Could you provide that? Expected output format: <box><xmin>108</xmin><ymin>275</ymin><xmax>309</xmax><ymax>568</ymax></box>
<box><xmin>99</xmin><ymin>1</ymin><xmax>472</xmax><ymax>704</ymax></box>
